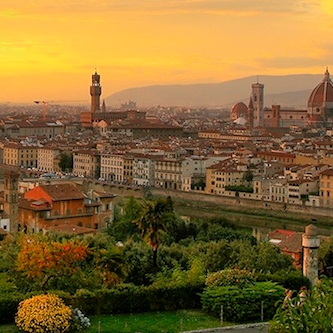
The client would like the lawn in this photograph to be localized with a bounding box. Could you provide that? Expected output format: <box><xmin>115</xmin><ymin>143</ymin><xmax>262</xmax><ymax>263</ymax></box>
<box><xmin>1</xmin><ymin>310</ymin><xmax>228</xmax><ymax>333</ymax></box>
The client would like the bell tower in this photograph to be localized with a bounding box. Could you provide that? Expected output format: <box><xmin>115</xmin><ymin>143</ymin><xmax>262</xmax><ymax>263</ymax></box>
<box><xmin>252</xmin><ymin>81</ymin><xmax>264</xmax><ymax>127</ymax></box>
<box><xmin>90</xmin><ymin>70</ymin><xmax>102</xmax><ymax>113</ymax></box>
<box><xmin>4</xmin><ymin>170</ymin><xmax>20</xmax><ymax>233</ymax></box>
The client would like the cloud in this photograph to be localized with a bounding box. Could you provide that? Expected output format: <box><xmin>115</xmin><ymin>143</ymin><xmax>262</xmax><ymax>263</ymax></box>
<box><xmin>0</xmin><ymin>0</ymin><xmax>318</xmax><ymax>16</ymax></box>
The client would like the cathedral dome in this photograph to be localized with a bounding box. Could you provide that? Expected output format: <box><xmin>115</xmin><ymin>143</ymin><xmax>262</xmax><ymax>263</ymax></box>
<box><xmin>308</xmin><ymin>68</ymin><xmax>333</xmax><ymax>107</ymax></box>
<box><xmin>231</xmin><ymin>102</ymin><xmax>247</xmax><ymax>120</ymax></box>
<box><xmin>307</xmin><ymin>68</ymin><xmax>333</xmax><ymax>124</ymax></box>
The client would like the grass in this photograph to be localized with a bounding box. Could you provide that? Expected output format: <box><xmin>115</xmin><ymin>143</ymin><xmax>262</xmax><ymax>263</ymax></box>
<box><xmin>0</xmin><ymin>310</ymin><xmax>227</xmax><ymax>333</ymax></box>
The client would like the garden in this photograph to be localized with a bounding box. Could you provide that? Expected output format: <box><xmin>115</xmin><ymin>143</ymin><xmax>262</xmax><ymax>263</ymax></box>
<box><xmin>2</xmin><ymin>195</ymin><xmax>331</xmax><ymax>332</ymax></box>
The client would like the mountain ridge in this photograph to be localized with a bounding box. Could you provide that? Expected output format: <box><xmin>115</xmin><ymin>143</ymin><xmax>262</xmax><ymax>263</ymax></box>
<box><xmin>105</xmin><ymin>74</ymin><xmax>323</xmax><ymax>108</ymax></box>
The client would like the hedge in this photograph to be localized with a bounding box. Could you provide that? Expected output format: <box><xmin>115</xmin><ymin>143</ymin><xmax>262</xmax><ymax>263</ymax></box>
<box><xmin>71</xmin><ymin>283</ymin><xmax>204</xmax><ymax>316</ymax></box>
<box><xmin>200</xmin><ymin>281</ymin><xmax>285</xmax><ymax>323</ymax></box>
<box><xmin>0</xmin><ymin>293</ymin><xmax>25</xmax><ymax>324</ymax></box>
<box><xmin>256</xmin><ymin>270</ymin><xmax>310</xmax><ymax>291</ymax></box>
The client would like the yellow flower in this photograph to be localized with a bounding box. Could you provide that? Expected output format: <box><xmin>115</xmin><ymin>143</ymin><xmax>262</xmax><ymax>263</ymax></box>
<box><xmin>15</xmin><ymin>294</ymin><xmax>72</xmax><ymax>333</ymax></box>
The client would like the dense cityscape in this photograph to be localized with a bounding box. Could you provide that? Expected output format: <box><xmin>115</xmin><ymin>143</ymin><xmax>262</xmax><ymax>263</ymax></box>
<box><xmin>1</xmin><ymin>69</ymin><xmax>333</xmax><ymax>332</ymax></box>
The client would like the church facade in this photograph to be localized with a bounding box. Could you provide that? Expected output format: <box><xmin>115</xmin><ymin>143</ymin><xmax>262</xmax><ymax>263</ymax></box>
<box><xmin>231</xmin><ymin>68</ymin><xmax>333</xmax><ymax>129</ymax></box>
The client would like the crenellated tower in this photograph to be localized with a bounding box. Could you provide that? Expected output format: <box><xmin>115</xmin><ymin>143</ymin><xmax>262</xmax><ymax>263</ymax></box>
<box><xmin>90</xmin><ymin>70</ymin><xmax>102</xmax><ymax>113</ymax></box>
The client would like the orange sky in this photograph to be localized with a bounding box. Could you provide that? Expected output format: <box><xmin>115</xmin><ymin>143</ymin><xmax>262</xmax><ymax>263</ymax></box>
<box><xmin>1</xmin><ymin>0</ymin><xmax>333</xmax><ymax>104</ymax></box>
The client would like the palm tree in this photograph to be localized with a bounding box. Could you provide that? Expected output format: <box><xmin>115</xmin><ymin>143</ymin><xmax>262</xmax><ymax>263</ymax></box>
<box><xmin>133</xmin><ymin>197</ymin><xmax>173</xmax><ymax>270</ymax></box>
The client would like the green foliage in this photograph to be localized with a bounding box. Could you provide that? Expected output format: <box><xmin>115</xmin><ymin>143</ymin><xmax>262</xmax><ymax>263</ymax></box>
<box><xmin>257</xmin><ymin>270</ymin><xmax>310</xmax><ymax>291</ymax></box>
<box><xmin>243</xmin><ymin>170</ymin><xmax>254</xmax><ymax>183</ymax></box>
<box><xmin>134</xmin><ymin>197</ymin><xmax>175</xmax><ymax>269</ymax></box>
<box><xmin>318</xmin><ymin>235</ymin><xmax>333</xmax><ymax>271</ymax></box>
<box><xmin>72</xmin><ymin>283</ymin><xmax>203</xmax><ymax>316</ymax></box>
<box><xmin>206</xmin><ymin>269</ymin><xmax>255</xmax><ymax>288</ymax></box>
<box><xmin>122</xmin><ymin>241</ymin><xmax>154</xmax><ymax>286</ymax></box>
<box><xmin>269</xmin><ymin>277</ymin><xmax>333</xmax><ymax>332</ymax></box>
<box><xmin>152</xmin><ymin>257</ymin><xmax>206</xmax><ymax>288</ymax></box>
<box><xmin>0</xmin><ymin>234</ymin><xmax>20</xmax><ymax>273</ymax></box>
<box><xmin>202</xmin><ymin>240</ymin><xmax>232</xmax><ymax>272</ymax></box>
<box><xmin>58</xmin><ymin>152</ymin><xmax>73</xmax><ymax>172</ymax></box>
<box><xmin>194</xmin><ymin>217</ymin><xmax>255</xmax><ymax>243</ymax></box>
<box><xmin>228</xmin><ymin>240</ymin><xmax>294</xmax><ymax>273</ymax></box>
<box><xmin>201</xmin><ymin>282</ymin><xmax>285</xmax><ymax>323</ymax></box>
<box><xmin>0</xmin><ymin>293</ymin><xmax>24</xmax><ymax>324</ymax></box>
<box><xmin>225</xmin><ymin>185</ymin><xmax>254</xmax><ymax>193</ymax></box>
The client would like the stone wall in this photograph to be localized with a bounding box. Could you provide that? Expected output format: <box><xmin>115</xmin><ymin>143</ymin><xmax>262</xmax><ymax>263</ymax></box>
<box><xmin>85</xmin><ymin>181</ymin><xmax>333</xmax><ymax>219</ymax></box>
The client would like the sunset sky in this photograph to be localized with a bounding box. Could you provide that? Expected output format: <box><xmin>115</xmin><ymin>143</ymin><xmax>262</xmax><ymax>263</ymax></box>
<box><xmin>1</xmin><ymin>0</ymin><xmax>333</xmax><ymax>104</ymax></box>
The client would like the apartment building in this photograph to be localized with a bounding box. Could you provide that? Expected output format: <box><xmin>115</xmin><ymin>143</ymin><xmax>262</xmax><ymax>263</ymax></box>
<box><xmin>38</xmin><ymin>146</ymin><xmax>61</xmax><ymax>172</ymax></box>
<box><xmin>132</xmin><ymin>154</ymin><xmax>155</xmax><ymax>186</ymax></box>
<box><xmin>73</xmin><ymin>150</ymin><xmax>100</xmax><ymax>178</ymax></box>
<box><xmin>181</xmin><ymin>156</ymin><xmax>207</xmax><ymax>191</ymax></box>
<box><xmin>100</xmin><ymin>153</ymin><xmax>125</xmax><ymax>182</ymax></box>
<box><xmin>1</xmin><ymin>120</ymin><xmax>64</xmax><ymax>139</ymax></box>
<box><xmin>154</xmin><ymin>156</ymin><xmax>183</xmax><ymax>191</ymax></box>
<box><xmin>319</xmin><ymin>169</ymin><xmax>333</xmax><ymax>207</ymax></box>
<box><xmin>3</xmin><ymin>142</ymin><xmax>38</xmax><ymax>168</ymax></box>
<box><xmin>124</xmin><ymin>155</ymin><xmax>134</xmax><ymax>185</ymax></box>
<box><xmin>18</xmin><ymin>183</ymin><xmax>114</xmax><ymax>233</ymax></box>
<box><xmin>205</xmin><ymin>158</ymin><xmax>248</xmax><ymax>195</ymax></box>
<box><xmin>287</xmin><ymin>179</ymin><xmax>318</xmax><ymax>205</ymax></box>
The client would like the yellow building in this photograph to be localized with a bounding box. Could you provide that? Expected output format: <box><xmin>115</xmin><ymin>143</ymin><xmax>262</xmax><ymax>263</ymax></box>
<box><xmin>205</xmin><ymin>158</ymin><xmax>248</xmax><ymax>195</ymax></box>
<box><xmin>3</xmin><ymin>142</ymin><xmax>38</xmax><ymax>168</ymax></box>
<box><xmin>319</xmin><ymin>169</ymin><xmax>333</xmax><ymax>207</ymax></box>
<box><xmin>73</xmin><ymin>150</ymin><xmax>100</xmax><ymax>178</ymax></box>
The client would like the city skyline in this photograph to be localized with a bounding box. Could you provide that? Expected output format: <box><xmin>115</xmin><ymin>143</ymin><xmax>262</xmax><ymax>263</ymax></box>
<box><xmin>1</xmin><ymin>0</ymin><xmax>333</xmax><ymax>103</ymax></box>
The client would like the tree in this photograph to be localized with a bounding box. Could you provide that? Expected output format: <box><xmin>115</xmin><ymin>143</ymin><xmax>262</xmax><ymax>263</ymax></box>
<box><xmin>58</xmin><ymin>152</ymin><xmax>73</xmax><ymax>172</ymax></box>
<box><xmin>133</xmin><ymin>197</ymin><xmax>173</xmax><ymax>270</ymax></box>
<box><xmin>318</xmin><ymin>235</ymin><xmax>333</xmax><ymax>272</ymax></box>
<box><xmin>15</xmin><ymin>235</ymin><xmax>87</xmax><ymax>291</ymax></box>
<box><xmin>108</xmin><ymin>196</ymin><xmax>143</xmax><ymax>241</ymax></box>
<box><xmin>243</xmin><ymin>170</ymin><xmax>254</xmax><ymax>184</ymax></box>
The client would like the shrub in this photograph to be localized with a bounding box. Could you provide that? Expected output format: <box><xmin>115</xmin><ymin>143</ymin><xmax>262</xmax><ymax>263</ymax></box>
<box><xmin>205</xmin><ymin>268</ymin><xmax>255</xmax><ymax>288</ymax></box>
<box><xmin>15</xmin><ymin>293</ymin><xmax>72</xmax><ymax>333</ymax></box>
<box><xmin>0</xmin><ymin>293</ymin><xmax>24</xmax><ymax>324</ymax></box>
<box><xmin>69</xmin><ymin>306</ymin><xmax>91</xmax><ymax>332</ymax></box>
<box><xmin>201</xmin><ymin>281</ymin><xmax>285</xmax><ymax>323</ymax></box>
<box><xmin>256</xmin><ymin>270</ymin><xmax>310</xmax><ymax>291</ymax></box>
<box><xmin>72</xmin><ymin>283</ymin><xmax>204</xmax><ymax>315</ymax></box>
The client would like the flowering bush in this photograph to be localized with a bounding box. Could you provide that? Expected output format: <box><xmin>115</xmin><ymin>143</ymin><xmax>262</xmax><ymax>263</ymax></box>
<box><xmin>69</xmin><ymin>306</ymin><xmax>91</xmax><ymax>332</ymax></box>
<box><xmin>15</xmin><ymin>293</ymin><xmax>72</xmax><ymax>333</ymax></box>
<box><xmin>206</xmin><ymin>268</ymin><xmax>255</xmax><ymax>288</ymax></box>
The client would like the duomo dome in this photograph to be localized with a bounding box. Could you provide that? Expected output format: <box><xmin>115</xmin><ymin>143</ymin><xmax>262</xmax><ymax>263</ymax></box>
<box><xmin>230</xmin><ymin>102</ymin><xmax>248</xmax><ymax>121</ymax></box>
<box><xmin>308</xmin><ymin>68</ymin><xmax>333</xmax><ymax>124</ymax></box>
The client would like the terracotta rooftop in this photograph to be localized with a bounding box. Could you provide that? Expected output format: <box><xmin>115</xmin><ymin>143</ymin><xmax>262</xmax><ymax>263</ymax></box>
<box><xmin>268</xmin><ymin>229</ymin><xmax>303</xmax><ymax>254</ymax></box>
<box><xmin>29</xmin><ymin>183</ymin><xmax>85</xmax><ymax>201</ymax></box>
<box><xmin>46</xmin><ymin>224</ymin><xmax>98</xmax><ymax>235</ymax></box>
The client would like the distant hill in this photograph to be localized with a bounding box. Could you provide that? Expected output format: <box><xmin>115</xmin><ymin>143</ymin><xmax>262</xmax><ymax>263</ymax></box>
<box><xmin>105</xmin><ymin>74</ymin><xmax>323</xmax><ymax>108</ymax></box>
